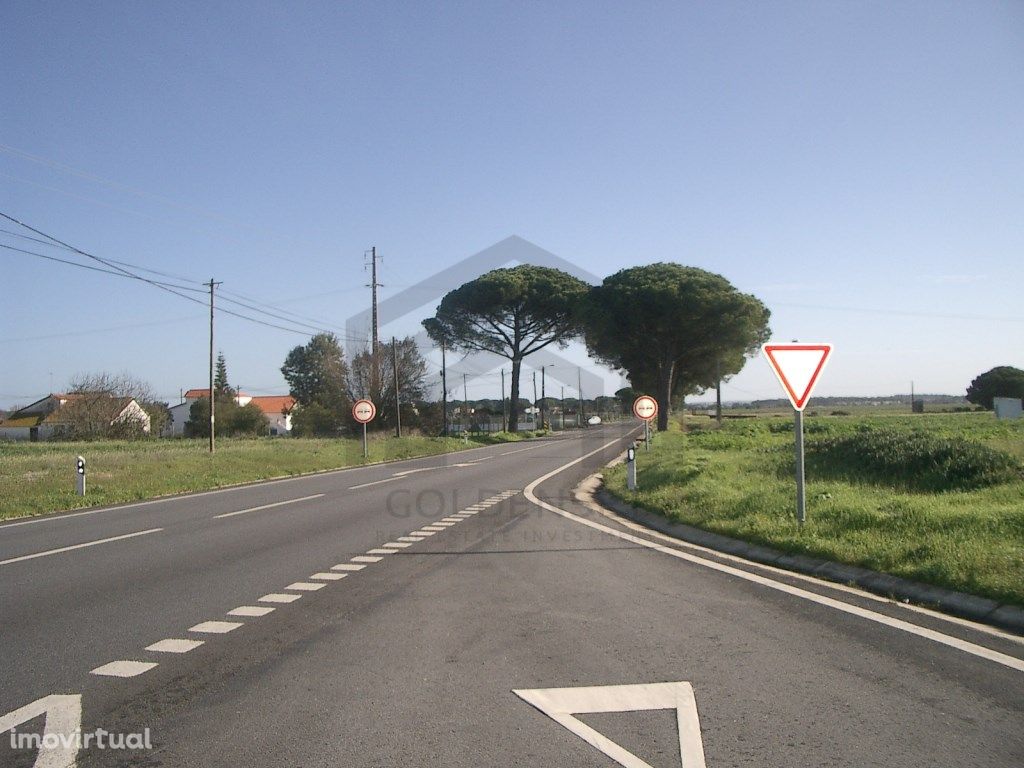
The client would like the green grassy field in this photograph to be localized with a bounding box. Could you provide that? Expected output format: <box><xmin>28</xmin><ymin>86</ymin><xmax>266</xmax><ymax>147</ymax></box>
<box><xmin>0</xmin><ymin>431</ymin><xmax>541</xmax><ymax>522</ymax></box>
<box><xmin>604</xmin><ymin>412</ymin><xmax>1024</xmax><ymax>606</ymax></box>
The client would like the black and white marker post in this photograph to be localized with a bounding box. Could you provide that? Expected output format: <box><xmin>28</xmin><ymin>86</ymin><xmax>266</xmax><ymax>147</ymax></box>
<box><xmin>626</xmin><ymin>443</ymin><xmax>637</xmax><ymax>491</ymax></box>
<box><xmin>762</xmin><ymin>343</ymin><xmax>832</xmax><ymax>525</ymax></box>
<box><xmin>75</xmin><ymin>455</ymin><xmax>86</xmax><ymax>497</ymax></box>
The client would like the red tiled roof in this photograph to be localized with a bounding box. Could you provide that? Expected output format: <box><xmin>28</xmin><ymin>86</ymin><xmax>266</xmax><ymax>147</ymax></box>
<box><xmin>248</xmin><ymin>396</ymin><xmax>296</xmax><ymax>415</ymax></box>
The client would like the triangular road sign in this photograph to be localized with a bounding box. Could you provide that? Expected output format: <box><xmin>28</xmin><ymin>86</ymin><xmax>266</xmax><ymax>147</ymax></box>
<box><xmin>513</xmin><ymin>681</ymin><xmax>706</xmax><ymax>768</ymax></box>
<box><xmin>761</xmin><ymin>343</ymin><xmax>832</xmax><ymax>411</ymax></box>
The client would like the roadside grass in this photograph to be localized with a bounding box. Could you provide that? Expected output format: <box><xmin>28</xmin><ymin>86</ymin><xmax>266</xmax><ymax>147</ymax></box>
<box><xmin>604</xmin><ymin>413</ymin><xmax>1024</xmax><ymax>606</ymax></box>
<box><xmin>0</xmin><ymin>432</ymin><xmax>536</xmax><ymax>521</ymax></box>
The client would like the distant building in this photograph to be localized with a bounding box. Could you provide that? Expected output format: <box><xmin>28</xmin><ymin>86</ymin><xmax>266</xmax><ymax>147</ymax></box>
<box><xmin>0</xmin><ymin>393</ymin><xmax>151</xmax><ymax>441</ymax></box>
<box><xmin>165</xmin><ymin>389</ymin><xmax>295</xmax><ymax>436</ymax></box>
<box><xmin>993</xmin><ymin>397</ymin><xmax>1023</xmax><ymax>420</ymax></box>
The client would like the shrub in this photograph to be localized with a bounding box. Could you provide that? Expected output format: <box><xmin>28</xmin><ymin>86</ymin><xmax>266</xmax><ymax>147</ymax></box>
<box><xmin>806</xmin><ymin>428</ymin><xmax>1024</xmax><ymax>492</ymax></box>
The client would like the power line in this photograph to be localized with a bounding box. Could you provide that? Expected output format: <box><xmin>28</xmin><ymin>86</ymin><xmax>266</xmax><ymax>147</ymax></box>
<box><xmin>0</xmin><ymin>242</ymin><xmax>206</xmax><ymax>293</ymax></box>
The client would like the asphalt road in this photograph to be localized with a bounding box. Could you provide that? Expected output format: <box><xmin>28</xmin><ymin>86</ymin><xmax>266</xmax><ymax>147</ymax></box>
<box><xmin>1</xmin><ymin>424</ymin><xmax>1022</xmax><ymax>767</ymax></box>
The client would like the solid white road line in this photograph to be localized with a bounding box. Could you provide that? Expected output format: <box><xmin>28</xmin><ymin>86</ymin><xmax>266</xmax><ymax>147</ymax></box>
<box><xmin>331</xmin><ymin>563</ymin><xmax>365</xmax><ymax>571</ymax></box>
<box><xmin>524</xmin><ymin>436</ymin><xmax>1024</xmax><ymax>674</ymax></box>
<box><xmin>145</xmin><ymin>638</ymin><xmax>204</xmax><ymax>654</ymax></box>
<box><xmin>213</xmin><ymin>494</ymin><xmax>325</xmax><ymax>519</ymax></box>
<box><xmin>190</xmin><ymin>620</ymin><xmax>244</xmax><ymax>634</ymax></box>
<box><xmin>0</xmin><ymin>527</ymin><xmax>163</xmax><ymax>567</ymax></box>
<box><xmin>90</xmin><ymin>660</ymin><xmax>158</xmax><ymax>678</ymax></box>
<box><xmin>285</xmin><ymin>582</ymin><xmax>325</xmax><ymax>591</ymax></box>
<box><xmin>229</xmin><ymin>605</ymin><xmax>276</xmax><ymax>616</ymax></box>
<box><xmin>259</xmin><ymin>593</ymin><xmax>302</xmax><ymax>603</ymax></box>
<box><xmin>310</xmin><ymin>572</ymin><xmax>347</xmax><ymax>580</ymax></box>
<box><xmin>352</xmin><ymin>555</ymin><xmax>383</xmax><ymax>563</ymax></box>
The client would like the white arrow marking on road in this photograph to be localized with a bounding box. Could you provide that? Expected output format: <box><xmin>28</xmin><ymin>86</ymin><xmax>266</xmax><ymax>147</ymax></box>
<box><xmin>0</xmin><ymin>694</ymin><xmax>82</xmax><ymax>768</ymax></box>
<box><xmin>514</xmin><ymin>681</ymin><xmax>706</xmax><ymax>768</ymax></box>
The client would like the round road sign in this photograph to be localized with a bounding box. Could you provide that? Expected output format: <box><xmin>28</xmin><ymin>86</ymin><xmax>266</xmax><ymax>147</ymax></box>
<box><xmin>632</xmin><ymin>395</ymin><xmax>658</xmax><ymax>421</ymax></box>
<box><xmin>352</xmin><ymin>399</ymin><xmax>377</xmax><ymax>424</ymax></box>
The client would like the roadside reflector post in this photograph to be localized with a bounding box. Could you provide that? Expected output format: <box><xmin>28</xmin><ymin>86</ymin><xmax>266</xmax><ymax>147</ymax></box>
<box><xmin>761</xmin><ymin>342</ymin><xmax>833</xmax><ymax>527</ymax></box>
<box><xmin>75</xmin><ymin>455</ymin><xmax>86</xmax><ymax>496</ymax></box>
<box><xmin>626</xmin><ymin>444</ymin><xmax>637</xmax><ymax>491</ymax></box>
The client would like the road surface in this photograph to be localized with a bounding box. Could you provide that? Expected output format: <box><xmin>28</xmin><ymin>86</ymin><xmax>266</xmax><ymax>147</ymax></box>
<box><xmin>1</xmin><ymin>424</ymin><xmax>1021</xmax><ymax>767</ymax></box>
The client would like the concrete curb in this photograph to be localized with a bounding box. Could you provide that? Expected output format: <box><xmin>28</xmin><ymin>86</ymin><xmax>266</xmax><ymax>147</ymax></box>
<box><xmin>592</xmin><ymin>480</ymin><xmax>1024</xmax><ymax>636</ymax></box>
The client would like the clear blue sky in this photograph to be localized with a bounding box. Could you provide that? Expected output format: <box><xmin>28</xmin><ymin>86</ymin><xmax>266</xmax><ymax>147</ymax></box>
<box><xmin>2</xmin><ymin>1</ymin><xmax>1022</xmax><ymax>410</ymax></box>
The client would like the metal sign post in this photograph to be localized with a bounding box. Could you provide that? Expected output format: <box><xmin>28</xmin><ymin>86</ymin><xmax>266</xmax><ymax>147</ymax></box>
<box><xmin>794</xmin><ymin>408</ymin><xmax>806</xmax><ymax>524</ymax></box>
<box><xmin>761</xmin><ymin>343</ymin><xmax>833</xmax><ymax>526</ymax></box>
<box><xmin>352</xmin><ymin>399</ymin><xmax>377</xmax><ymax>459</ymax></box>
<box><xmin>75</xmin><ymin>456</ymin><xmax>86</xmax><ymax>496</ymax></box>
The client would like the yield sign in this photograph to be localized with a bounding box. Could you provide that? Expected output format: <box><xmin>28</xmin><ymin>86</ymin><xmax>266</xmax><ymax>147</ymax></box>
<box><xmin>761</xmin><ymin>343</ymin><xmax>832</xmax><ymax>411</ymax></box>
<box><xmin>514</xmin><ymin>681</ymin><xmax>706</xmax><ymax>768</ymax></box>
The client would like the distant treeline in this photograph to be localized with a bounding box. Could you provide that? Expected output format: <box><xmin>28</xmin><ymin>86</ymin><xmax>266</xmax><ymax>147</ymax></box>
<box><xmin>717</xmin><ymin>394</ymin><xmax>972</xmax><ymax>410</ymax></box>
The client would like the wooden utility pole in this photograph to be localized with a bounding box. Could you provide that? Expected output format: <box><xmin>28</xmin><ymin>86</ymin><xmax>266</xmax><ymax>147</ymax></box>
<box><xmin>392</xmin><ymin>336</ymin><xmax>401</xmax><ymax>438</ymax></box>
<box><xmin>366</xmin><ymin>247</ymin><xmax>382</xmax><ymax>396</ymax></box>
<box><xmin>206</xmin><ymin>279</ymin><xmax>221</xmax><ymax>454</ymax></box>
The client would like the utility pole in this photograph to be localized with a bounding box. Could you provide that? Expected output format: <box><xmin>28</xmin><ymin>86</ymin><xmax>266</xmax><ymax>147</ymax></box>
<box><xmin>532</xmin><ymin>371</ymin><xmax>538</xmax><ymax>428</ymax></box>
<box><xmin>441</xmin><ymin>341</ymin><xmax>448</xmax><ymax>437</ymax></box>
<box><xmin>541</xmin><ymin>366</ymin><xmax>547</xmax><ymax>430</ymax></box>
<box><xmin>561</xmin><ymin>385</ymin><xmax>565</xmax><ymax>430</ymax></box>
<box><xmin>463</xmin><ymin>373</ymin><xmax>469</xmax><ymax>433</ymax></box>
<box><xmin>365</xmin><ymin>247</ymin><xmax>382</xmax><ymax>397</ymax></box>
<box><xmin>392</xmin><ymin>337</ymin><xmax>401</xmax><ymax>438</ymax></box>
<box><xmin>577</xmin><ymin>366</ymin><xmax>584</xmax><ymax>426</ymax></box>
<box><xmin>500</xmin><ymin>368</ymin><xmax>507</xmax><ymax>432</ymax></box>
<box><xmin>716</xmin><ymin>358</ymin><xmax>723</xmax><ymax>426</ymax></box>
<box><xmin>206</xmin><ymin>279</ymin><xmax>221</xmax><ymax>454</ymax></box>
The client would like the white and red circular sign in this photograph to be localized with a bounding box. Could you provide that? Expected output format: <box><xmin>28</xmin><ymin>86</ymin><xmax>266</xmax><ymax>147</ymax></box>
<box><xmin>632</xmin><ymin>395</ymin><xmax>658</xmax><ymax>421</ymax></box>
<box><xmin>352</xmin><ymin>399</ymin><xmax>377</xmax><ymax>424</ymax></box>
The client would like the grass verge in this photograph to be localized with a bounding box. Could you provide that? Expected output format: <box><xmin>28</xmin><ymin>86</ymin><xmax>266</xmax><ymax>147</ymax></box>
<box><xmin>603</xmin><ymin>413</ymin><xmax>1024</xmax><ymax>606</ymax></box>
<box><xmin>0</xmin><ymin>432</ymin><xmax>538</xmax><ymax>522</ymax></box>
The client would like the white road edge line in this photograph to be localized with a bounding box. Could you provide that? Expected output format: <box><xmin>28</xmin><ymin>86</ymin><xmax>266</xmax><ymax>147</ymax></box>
<box><xmin>213</xmin><ymin>494</ymin><xmax>325</xmax><ymax>519</ymax></box>
<box><xmin>524</xmin><ymin>435</ymin><xmax>1024</xmax><ymax>674</ymax></box>
<box><xmin>0</xmin><ymin>528</ymin><xmax>163</xmax><ymax>567</ymax></box>
<box><xmin>574</xmin><ymin>478</ymin><xmax>1024</xmax><ymax>648</ymax></box>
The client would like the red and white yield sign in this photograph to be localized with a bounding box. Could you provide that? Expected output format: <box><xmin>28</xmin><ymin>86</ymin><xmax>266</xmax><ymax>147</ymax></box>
<box><xmin>352</xmin><ymin>399</ymin><xmax>377</xmax><ymax>424</ymax></box>
<box><xmin>762</xmin><ymin>343</ymin><xmax>833</xmax><ymax>411</ymax></box>
<box><xmin>632</xmin><ymin>395</ymin><xmax>658</xmax><ymax>421</ymax></box>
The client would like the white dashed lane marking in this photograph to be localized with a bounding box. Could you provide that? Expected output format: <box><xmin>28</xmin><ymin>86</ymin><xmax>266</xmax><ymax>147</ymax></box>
<box><xmin>413</xmin><ymin>530</ymin><xmax>438</xmax><ymax>536</ymax></box>
<box><xmin>383</xmin><ymin>541</ymin><xmax>413</xmax><ymax>548</ymax></box>
<box><xmin>91</xmin><ymin>660</ymin><xmax>158</xmax><ymax>678</ymax></box>
<box><xmin>366</xmin><ymin>548</ymin><xmax>397</xmax><ymax>555</ymax></box>
<box><xmin>260</xmin><ymin>593</ymin><xmax>302</xmax><ymax>603</ymax></box>
<box><xmin>145</xmin><ymin>638</ymin><xmax>204</xmax><ymax>654</ymax></box>
<box><xmin>398</xmin><ymin>536</ymin><xmax>425</xmax><ymax>542</ymax></box>
<box><xmin>229</xmin><ymin>605</ymin><xmax>276</xmax><ymax>616</ymax></box>
<box><xmin>310</xmin><ymin>572</ymin><xmax>347</xmax><ymax>580</ymax></box>
<box><xmin>213</xmin><ymin>494</ymin><xmax>325</xmax><ymax>519</ymax></box>
<box><xmin>331</xmin><ymin>563</ymin><xmax>365</xmax><ymax>571</ymax></box>
<box><xmin>0</xmin><ymin>528</ymin><xmax>163</xmax><ymax>568</ymax></box>
<box><xmin>352</xmin><ymin>555</ymin><xmax>383</xmax><ymax>563</ymax></box>
<box><xmin>285</xmin><ymin>582</ymin><xmax>325</xmax><ymax>591</ymax></box>
<box><xmin>190</xmin><ymin>621</ymin><xmax>244</xmax><ymax>634</ymax></box>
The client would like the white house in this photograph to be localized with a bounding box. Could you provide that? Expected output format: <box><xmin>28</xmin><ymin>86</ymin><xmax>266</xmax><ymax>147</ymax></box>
<box><xmin>0</xmin><ymin>393</ymin><xmax>151</xmax><ymax>441</ymax></box>
<box><xmin>165</xmin><ymin>389</ymin><xmax>295</xmax><ymax>436</ymax></box>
